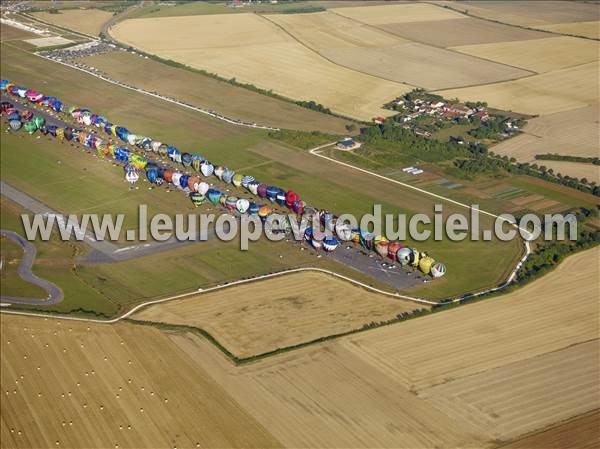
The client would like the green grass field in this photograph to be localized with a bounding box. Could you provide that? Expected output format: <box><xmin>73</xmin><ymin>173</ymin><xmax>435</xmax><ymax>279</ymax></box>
<box><xmin>135</xmin><ymin>1</ymin><xmax>327</xmax><ymax>18</ymax></box>
<box><xmin>0</xmin><ymin>236</ymin><xmax>48</xmax><ymax>299</ymax></box>
<box><xmin>0</xmin><ymin>41</ymin><xmax>525</xmax><ymax>303</ymax></box>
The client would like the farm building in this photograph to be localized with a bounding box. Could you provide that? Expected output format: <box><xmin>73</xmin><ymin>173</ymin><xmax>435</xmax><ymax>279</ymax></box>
<box><xmin>336</xmin><ymin>138</ymin><xmax>361</xmax><ymax>150</ymax></box>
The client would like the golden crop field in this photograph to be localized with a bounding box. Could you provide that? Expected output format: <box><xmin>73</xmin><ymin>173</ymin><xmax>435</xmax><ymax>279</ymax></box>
<box><xmin>537</xmin><ymin>21</ymin><xmax>600</xmax><ymax>40</ymax></box>
<box><xmin>532</xmin><ymin>161</ymin><xmax>600</xmax><ymax>183</ymax></box>
<box><xmin>492</xmin><ymin>104</ymin><xmax>600</xmax><ymax>160</ymax></box>
<box><xmin>0</xmin><ymin>24</ymin><xmax>37</xmax><ymax>42</ymax></box>
<box><xmin>423</xmin><ymin>340</ymin><xmax>599</xmax><ymax>440</ymax></box>
<box><xmin>341</xmin><ymin>246</ymin><xmax>599</xmax><ymax>390</ymax></box>
<box><xmin>331</xmin><ymin>3</ymin><xmax>466</xmax><ymax>25</ymax></box>
<box><xmin>171</xmin><ymin>332</ymin><xmax>488</xmax><ymax>449</ymax></box>
<box><xmin>0</xmin><ymin>315</ymin><xmax>281</xmax><ymax>449</ymax></box>
<box><xmin>436</xmin><ymin>61</ymin><xmax>599</xmax><ymax>115</ymax></box>
<box><xmin>451</xmin><ymin>36</ymin><xmax>600</xmax><ymax>73</ymax></box>
<box><xmin>133</xmin><ymin>271</ymin><xmax>424</xmax><ymax>358</ymax></box>
<box><xmin>437</xmin><ymin>0</ymin><xmax>600</xmax><ymax>28</ymax></box>
<box><xmin>110</xmin><ymin>13</ymin><xmax>413</xmax><ymax>120</ymax></box>
<box><xmin>267</xmin><ymin>12</ymin><xmax>532</xmax><ymax>90</ymax></box>
<box><xmin>32</xmin><ymin>9</ymin><xmax>114</xmax><ymax>37</ymax></box>
<box><xmin>378</xmin><ymin>17</ymin><xmax>550</xmax><ymax>48</ymax></box>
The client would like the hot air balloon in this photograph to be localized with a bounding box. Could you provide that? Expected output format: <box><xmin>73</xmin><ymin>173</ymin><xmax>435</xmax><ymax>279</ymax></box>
<box><xmin>387</xmin><ymin>242</ymin><xmax>403</xmax><ymax>262</ymax></box>
<box><xmin>419</xmin><ymin>256</ymin><xmax>435</xmax><ymax>275</ymax></box>
<box><xmin>236</xmin><ymin>198</ymin><xmax>250</xmax><ymax>214</ymax></box>
<box><xmin>222</xmin><ymin>168</ymin><xmax>235</xmax><ymax>184</ymax></box>
<box><xmin>190</xmin><ymin>192</ymin><xmax>206</xmax><ymax>207</ymax></box>
<box><xmin>247</xmin><ymin>181</ymin><xmax>260</xmax><ymax>195</ymax></box>
<box><xmin>125</xmin><ymin>168</ymin><xmax>139</xmax><ymax>185</ymax></box>
<box><xmin>397</xmin><ymin>247</ymin><xmax>413</xmax><ymax>266</ymax></box>
<box><xmin>336</xmin><ymin>223</ymin><xmax>352</xmax><ymax>241</ymax></box>
<box><xmin>32</xmin><ymin>116</ymin><xmax>45</xmax><ymax>128</ymax></box>
<box><xmin>167</xmin><ymin>146</ymin><xmax>181</xmax><ymax>163</ymax></box>
<box><xmin>431</xmin><ymin>262</ymin><xmax>446</xmax><ymax>278</ymax></box>
<box><xmin>200</xmin><ymin>161</ymin><xmax>214</xmax><ymax>177</ymax></box>
<box><xmin>257</xmin><ymin>184</ymin><xmax>268</xmax><ymax>198</ymax></box>
<box><xmin>241</xmin><ymin>175</ymin><xmax>255</xmax><ymax>189</ymax></box>
<box><xmin>126</xmin><ymin>133</ymin><xmax>137</xmax><ymax>146</ymax></box>
<box><xmin>302</xmin><ymin>206</ymin><xmax>318</xmax><ymax>221</ymax></box>
<box><xmin>248</xmin><ymin>203</ymin><xmax>260</xmax><ymax>215</ymax></box>
<box><xmin>375</xmin><ymin>238</ymin><xmax>390</xmax><ymax>258</ymax></box>
<box><xmin>181</xmin><ymin>152</ymin><xmax>192</xmax><ymax>167</ymax></box>
<box><xmin>163</xmin><ymin>169</ymin><xmax>174</xmax><ymax>183</ymax></box>
<box><xmin>179</xmin><ymin>174</ymin><xmax>190</xmax><ymax>190</ymax></box>
<box><xmin>171</xmin><ymin>172</ymin><xmax>182</xmax><ymax>188</ymax></box>
<box><xmin>351</xmin><ymin>228</ymin><xmax>361</xmax><ymax>245</ymax></box>
<box><xmin>322</xmin><ymin>236</ymin><xmax>338</xmax><ymax>252</ymax></box>
<box><xmin>225</xmin><ymin>196</ymin><xmax>238</xmax><ymax>210</ymax></box>
<box><xmin>196</xmin><ymin>182</ymin><xmax>209</xmax><ymax>195</ymax></box>
<box><xmin>191</xmin><ymin>156</ymin><xmax>202</xmax><ymax>172</ymax></box>
<box><xmin>258</xmin><ymin>205</ymin><xmax>273</xmax><ymax>221</ymax></box>
<box><xmin>285</xmin><ymin>191</ymin><xmax>299</xmax><ymax>208</ymax></box>
<box><xmin>232</xmin><ymin>173</ymin><xmax>244</xmax><ymax>188</ymax></box>
<box><xmin>266</xmin><ymin>186</ymin><xmax>279</xmax><ymax>202</ymax></box>
<box><xmin>9</xmin><ymin>119</ymin><xmax>22</xmax><ymax>130</ymax></box>
<box><xmin>187</xmin><ymin>175</ymin><xmax>200</xmax><ymax>191</ymax></box>
<box><xmin>150</xmin><ymin>141</ymin><xmax>162</xmax><ymax>153</ymax></box>
<box><xmin>219</xmin><ymin>195</ymin><xmax>227</xmax><ymax>207</ymax></box>
<box><xmin>64</xmin><ymin>127</ymin><xmax>73</xmax><ymax>141</ymax></box>
<box><xmin>292</xmin><ymin>200</ymin><xmax>305</xmax><ymax>215</ymax></box>
<box><xmin>207</xmin><ymin>189</ymin><xmax>222</xmax><ymax>206</ymax></box>
<box><xmin>312</xmin><ymin>229</ymin><xmax>325</xmax><ymax>250</ymax></box>
<box><xmin>214</xmin><ymin>166</ymin><xmax>225</xmax><ymax>180</ymax></box>
<box><xmin>47</xmin><ymin>125</ymin><xmax>57</xmax><ymax>137</ymax></box>
<box><xmin>146</xmin><ymin>168</ymin><xmax>158</xmax><ymax>183</ymax></box>
<box><xmin>410</xmin><ymin>249</ymin><xmax>421</xmax><ymax>267</ymax></box>
<box><xmin>321</xmin><ymin>213</ymin><xmax>337</xmax><ymax>232</ymax></box>
<box><xmin>24</xmin><ymin>121</ymin><xmax>38</xmax><ymax>134</ymax></box>
<box><xmin>360</xmin><ymin>231</ymin><xmax>375</xmax><ymax>251</ymax></box>
<box><xmin>275</xmin><ymin>190</ymin><xmax>287</xmax><ymax>206</ymax></box>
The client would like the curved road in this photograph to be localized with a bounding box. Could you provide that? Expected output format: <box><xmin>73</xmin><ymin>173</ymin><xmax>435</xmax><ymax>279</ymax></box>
<box><xmin>0</xmin><ymin>230</ymin><xmax>64</xmax><ymax>305</ymax></box>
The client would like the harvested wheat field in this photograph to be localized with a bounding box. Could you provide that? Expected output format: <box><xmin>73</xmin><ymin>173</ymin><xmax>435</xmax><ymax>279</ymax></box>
<box><xmin>268</xmin><ymin>12</ymin><xmax>532</xmax><ymax>90</ymax></box>
<box><xmin>451</xmin><ymin>36</ymin><xmax>600</xmax><ymax>73</ymax></box>
<box><xmin>501</xmin><ymin>410</ymin><xmax>600</xmax><ymax>449</ymax></box>
<box><xmin>533</xmin><ymin>161</ymin><xmax>600</xmax><ymax>183</ymax></box>
<box><xmin>423</xmin><ymin>340</ymin><xmax>600</xmax><ymax>440</ymax></box>
<box><xmin>378</xmin><ymin>17</ymin><xmax>551</xmax><ymax>48</ymax></box>
<box><xmin>341</xmin><ymin>246</ymin><xmax>600</xmax><ymax>391</ymax></box>
<box><xmin>133</xmin><ymin>271</ymin><xmax>424</xmax><ymax>358</ymax></box>
<box><xmin>110</xmin><ymin>13</ymin><xmax>413</xmax><ymax>120</ymax></box>
<box><xmin>440</xmin><ymin>0</ymin><xmax>600</xmax><ymax>28</ymax></box>
<box><xmin>32</xmin><ymin>8</ymin><xmax>113</xmax><ymax>36</ymax></box>
<box><xmin>170</xmin><ymin>332</ymin><xmax>488</xmax><ymax>449</ymax></box>
<box><xmin>0</xmin><ymin>24</ymin><xmax>37</xmax><ymax>41</ymax></box>
<box><xmin>331</xmin><ymin>3</ymin><xmax>465</xmax><ymax>25</ymax></box>
<box><xmin>537</xmin><ymin>20</ymin><xmax>600</xmax><ymax>39</ymax></box>
<box><xmin>492</xmin><ymin>104</ymin><xmax>600</xmax><ymax>161</ymax></box>
<box><xmin>436</xmin><ymin>61</ymin><xmax>599</xmax><ymax>115</ymax></box>
<box><xmin>0</xmin><ymin>315</ymin><xmax>281</xmax><ymax>449</ymax></box>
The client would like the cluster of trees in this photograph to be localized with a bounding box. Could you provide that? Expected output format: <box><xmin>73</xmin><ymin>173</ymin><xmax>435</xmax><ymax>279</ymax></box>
<box><xmin>454</xmin><ymin>151</ymin><xmax>600</xmax><ymax>196</ymax></box>
<box><xmin>360</xmin><ymin>123</ymin><xmax>471</xmax><ymax>162</ymax></box>
<box><xmin>468</xmin><ymin>115</ymin><xmax>510</xmax><ymax>139</ymax></box>
<box><xmin>295</xmin><ymin>100</ymin><xmax>331</xmax><ymax>114</ymax></box>
<box><xmin>516</xmin><ymin>209</ymin><xmax>599</xmax><ymax>284</ymax></box>
<box><xmin>535</xmin><ymin>154</ymin><xmax>600</xmax><ymax>165</ymax></box>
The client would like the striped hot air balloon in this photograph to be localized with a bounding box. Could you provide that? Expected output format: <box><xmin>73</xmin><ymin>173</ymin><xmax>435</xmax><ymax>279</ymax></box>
<box><xmin>431</xmin><ymin>262</ymin><xmax>446</xmax><ymax>278</ymax></box>
<box><xmin>207</xmin><ymin>189</ymin><xmax>222</xmax><ymax>206</ymax></box>
<box><xmin>191</xmin><ymin>155</ymin><xmax>203</xmax><ymax>172</ymax></box>
<box><xmin>241</xmin><ymin>175</ymin><xmax>255</xmax><ymax>189</ymax></box>
<box><xmin>323</xmin><ymin>236</ymin><xmax>339</xmax><ymax>252</ymax></box>
<box><xmin>190</xmin><ymin>192</ymin><xmax>206</xmax><ymax>207</ymax></box>
<box><xmin>225</xmin><ymin>196</ymin><xmax>238</xmax><ymax>210</ymax></box>
<box><xmin>248</xmin><ymin>203</ymin><xmax>260</xmax><ymax>215</ymax></box>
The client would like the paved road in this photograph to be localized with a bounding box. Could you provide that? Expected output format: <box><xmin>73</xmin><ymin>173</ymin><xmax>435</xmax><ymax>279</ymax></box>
<box><xmin>0</xmin><ymin>229</ymin><xmax>64</xmax><ymax>305</ymax></box>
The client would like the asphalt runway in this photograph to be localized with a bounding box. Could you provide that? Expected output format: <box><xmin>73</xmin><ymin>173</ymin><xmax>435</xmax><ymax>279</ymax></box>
<box><xmin>1</xmin><ymin>96</ymin><xmax>422</xmax><ymax>291</ymax></box>
<box><xmin>0</xmin><ymin>229</ymin><xmax>64</xmax><ymax>305</ymax></box>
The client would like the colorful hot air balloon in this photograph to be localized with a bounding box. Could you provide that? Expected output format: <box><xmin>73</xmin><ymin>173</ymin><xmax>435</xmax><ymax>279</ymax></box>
<box><xmin>214</xmin><ymin>166</ymin><xmax>225</xmax><ymax>180</ymax></box>
<box><xmin>257</xmin><ymin>184</ymin><xmax>268</xmax><ymax>198</ymax></box>
<box><xmin>181</xmin><ymin>152</ymin><xmax>192</xmax><ymax>167</ymax></box>
<box><xmin>167</xmin><ymin>146</ymin><xmax>181</xmax><ymax>163</ymax></box>
<box><xmin>411</xmin><ymin>249</ymin><xmax>421</xmax><ymax>267</ymax></box>
<box><xmin>125</xmin><ymin>169</ymin><xmax>139</xmax><ymax>184</ymax></box>
<box><xmin>201</xmin><ymin>161</ymin><xmax>214</xmax><ymax>177</ymax></box>
<box><xmin>187</xmin><ymin>175</ymin><xmax>200</xmax><ymax>191</ymax></box>
<box><xmin>285</xmin><ymin>191</ymin><xmax>299</xmax><ymax>208</ymax></box>
<box><xmin>191</xmin><ymin>156</ymin><xmax>202</xmax><ymax>172</ymax></box>
<box><xmin>247</xmin><ymin>181</ymin><xmax>260</xmax><ymax>195</ymax></box>
<box><xmin>304</xmin><ymin>227</ymin><xmax>314</xmax><ymax>242</ymax></box>
<box><xmin>387</xmin><ymin>242</ymin><xmax>404</xmax><ymax>262</ymax></box>
<box><xmin>360</xmin><ymin>231</ymin><xmax>375</xmax><ymax>251</ymax></box>
<box><xmin>146</xmin><ymin>168</ymin><xmax>158</xmax><ymax>183</ymax></box>
<box><xmin>163</xmin><ymin>169</ymin><xmax>174</xmax><ymax>183</ymax></box>
<box><xmin>207</xmin><ymin>189</ymin><xmax>222</xmax><ymax>206</ymax></box>
<box><xmin>190</xmin><ymin>192</ymin><xmax>206</xmax><ymax>207</ymax></box>
<box><xmin>351</xmin><ymin>228</ymin><xmax>361</xmax><ymax>245</ymax></box>
<box><xmin>375</xmin><ymin>238</ymin><xmax>390</xmax><ymax>258</ymax></box>
<box><xmin>397</xmin><ymin>247</ymin><xmax>413</xmax><ymax>266</ymax></box>
<box><xmin>241</xmin><ymin>175</ymin><xmax>255</xmax><ymax>189</ymax></box>
<box><xmin>232</xmin><ymin>173</ymin><xmax>244</xmax><ymax>188</ymax></box>
<box><xmin>266</xmin><ymin>186</ymin><xmax>279</xmax><ymax>202</ymax></box>
<box><xmin>431</xmin><ymin>262</ymin><xmax>446</xmax><ymax>278</ymax></box>
<box><xmin>236</xmin><ymin>198</ymin><xmax>250</xmax><ymax>214</ymax></box>
<box><xmin>179</xmin><ymin>174</ymin><xmax>190</xmax><ymax>190</ymax></box>
<box><xmin>312</xmin><ymin>229</ymin><xmax>325</xmax><ymax>250</ymax></box>
<box><xmin>171</xmin><ymin>172</ymin><xmax>182</xmax><ymax>188</ymax></box>
<box><xmin>9</xmin><ymin>119</ymin><xmax>22</xmax><ymax>131</ymax></box>
<box><xmin>222</xmin><ymin>168</ymin><xmax>235</xmax><ymax>184</ymax></box>
<box><xmin>258</xmin><ymin>205</ymin><xmax>273</xmax><ymax>221</ymax></box>
<box><xmin>225</xmin><ymin>196</ymin><xmax>238</xmax><ymax>210</ymax></box>
<box><xmin>292</xmin><ymin>200</ymin><xmax>305</xmax><ymax>215</ymax></box>
<box><xmin>336</xmin><ymin>223</ymin><xmax>352</xmax><ymax>241</ymax></box>
<box><xmin>248</xmin><ymin>203</ymin><xmax>260</xmax><ymax>215</ymax></box>
<box><xmin>323</xmin><ymin>236</ymin><xmax>339</xmax><ymax>252</ymax></box>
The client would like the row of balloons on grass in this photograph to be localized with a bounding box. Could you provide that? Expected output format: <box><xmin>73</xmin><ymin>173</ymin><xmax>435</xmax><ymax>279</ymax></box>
<box><xmin>0</xmin><ymin>80</ymin><xmax>445</xmax><ymax>277</ymax></box>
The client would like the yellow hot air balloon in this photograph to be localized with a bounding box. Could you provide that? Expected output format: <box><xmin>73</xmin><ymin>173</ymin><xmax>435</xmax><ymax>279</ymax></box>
<box><xmin>419</xmin><ymin>256</ymin><xmax>435</xmax><ymax>275</ymax></box>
